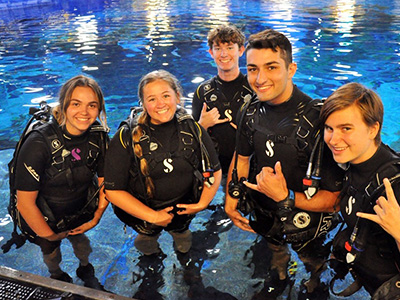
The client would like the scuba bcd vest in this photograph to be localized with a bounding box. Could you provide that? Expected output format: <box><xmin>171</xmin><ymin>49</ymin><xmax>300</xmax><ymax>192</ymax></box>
<box><xmin>196</xmin><ymin>75</ymin><xmax>253</xmax><ymax>121</ymax></box>
<box><xmin>2</xmin><ymin>101</ymin><xmax>108</xmax><ymax>253</ymax></box>
<box><xmin>229</xmin><ymin>95</ymin><xmax>337</xmax><ymax>247</ymax></box>
<box><xmin>112</xmin><ymin>106</ymin><xmax>216</xmax><ymax>228</ymax></box>
<box><xmin>330</xmin><ymin>147</ymin><xmax>400</xmax><ymax>297</ymax></box>
<box><xmin>196</xmin><ymin>75</ymin><xmax>254</xmax><ymax>162</ymax></box>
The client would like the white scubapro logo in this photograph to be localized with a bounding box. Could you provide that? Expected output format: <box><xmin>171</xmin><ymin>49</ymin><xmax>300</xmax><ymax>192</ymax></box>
<box><xmin>293</xmin><ymin>212</ymin><xmax>311</xmax><ymax>228</ymax></box>
<box><xmin>265</xmin><ymin>140</ymin><xmax>275</xmax><ymax>157</ymax></box>
<box><xmin>346</xmin><ymin>196</ymin><xmax>356</xmax><ymax>215</ymax></box>
<box><xmin>224</xmin><ymin>109</ymin><xmax>233</xmax><ymax>122</ymax></box>
<box><xmin>163</xmin><ymin>158</ymin><xmax>174</xmax><ymax>173</ymax></box>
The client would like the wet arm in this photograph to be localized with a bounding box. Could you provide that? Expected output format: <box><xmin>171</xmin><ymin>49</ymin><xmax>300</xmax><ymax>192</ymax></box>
<box><xmin>198</xmin><ymin>169</ymin><xmax>222</xmax><ymax>208</ymax></box>
<box><xmin>177</xmin><ymin>169</ymin><xmax>222</xmax><ymax>214</ymax></box>
<box><xmin>105</xmin><ymin>189</ymin><xmax>172</xmax><ymax>226</ymax></box>
<box><xmin>291</xmin><ymin>190</ymin><xmax>340</xmax><ymax>213</ymax></box>
<box><xmin>244</xmin><ymin>161</ymin><xmax>340</xmax><ymax>213</ymax></box>
<box><xmin>16</xmin><ymin>190</ymin><xmax>68</xmax><ymax>240</ymax></box>
<box><xmin>70</xmin><ymin>177</ymin><xmax>110</xmax><ymax>235</ymax></box>
<box><xmin>224</xmin><ymin>153</ymin><xmax>254</xmax><ymax>232</ymax></box>
<box><xmin>92</xmin><ymin>177</ymin><xmax>109</xmax><ymax>222</ymax></box>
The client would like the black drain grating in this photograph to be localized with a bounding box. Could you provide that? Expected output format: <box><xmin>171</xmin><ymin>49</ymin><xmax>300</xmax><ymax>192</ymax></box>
<box><xmin>0</xmin><ymin>276</ymin><xmax>72</xmax><ymax>299</ymax></box>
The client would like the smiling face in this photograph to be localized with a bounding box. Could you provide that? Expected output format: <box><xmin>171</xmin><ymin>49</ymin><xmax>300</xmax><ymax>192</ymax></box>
<box><xmin>142</xmin><ymin>79</ymin><xmax>179</xmax><ymax>125</ymax></box>
<box><xmin>65</xmin><ymin>86</ymin><xmax>100</xmax><ymax>135</ymax></box>
<box><xmin>209</xmin><ymin>42</ymin><xmax>244</xmax><ymax>76</ymax></box>
<box><xmin>246</xmin><ymin>47</ymin><xmax>297</xmax><ymax>105</ymax></box>
<box><xmin>324</xmin><ymin>104</ymin><xmax>380</xmax><ymax>165</ymax></box>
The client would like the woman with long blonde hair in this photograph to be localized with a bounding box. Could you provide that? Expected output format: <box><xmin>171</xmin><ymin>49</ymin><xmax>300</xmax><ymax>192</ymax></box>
<box><xmin>105</xmin><ymin>70</ymin><xmax>221</xmax><ymax>256</ymax></box>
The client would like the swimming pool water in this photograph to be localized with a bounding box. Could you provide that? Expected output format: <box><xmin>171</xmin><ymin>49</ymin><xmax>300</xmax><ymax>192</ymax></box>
<box><xmin>0</xmin><ymin>0</ymin><xmax>399</xmax><ymax>299</ymax></box>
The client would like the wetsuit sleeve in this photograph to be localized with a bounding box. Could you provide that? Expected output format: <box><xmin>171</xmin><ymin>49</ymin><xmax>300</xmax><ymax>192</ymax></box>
<box><xmin>14</xmin><ymin>132</ymin><xmax>50</xmax><ymax>191</ymax></box>
<box><xmin>235</xmin><ymin>108</ymin><xmax>253</xmax><ymax>157</ymax></box>
<box><xmin>104</xmin><ymin>126</ymin><xmax>134</xmax><ymax>190</ymax></box>
<box><xmin>198</xmin><ymin>124</ymin><xmax>221</xmax><ymax>171</ymax></box>
<box><xmin>95</xmin><ymin>133</ymin><xmax>108</xmax><ymax>177</ymax></box>
<box><xmin>192</xmin><ymin>84</ymin><xmax>204</xmax><ymax>121</ymax></box>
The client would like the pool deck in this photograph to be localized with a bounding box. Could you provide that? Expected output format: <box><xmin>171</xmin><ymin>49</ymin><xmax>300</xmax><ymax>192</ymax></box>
<box><xmin>0</xmin><ymin>265</ymin><xmax>134</xmax><ymax>300</ymax></box>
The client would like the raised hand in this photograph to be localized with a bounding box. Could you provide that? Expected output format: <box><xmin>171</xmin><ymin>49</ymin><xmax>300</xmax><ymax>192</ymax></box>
<box><xmin>198</xmin><ymin>103</ymin><xmax>229</xmax><ymax>129</ymax></box>
<box><xmin>243</xmin><ymin>161</ymin><xmax>288</xmax><ymax>202</ymax></box>
<box><xmin>357</xmin><ymin>178</ymin><xmax>400</xmax><ymax>247</ymax></box>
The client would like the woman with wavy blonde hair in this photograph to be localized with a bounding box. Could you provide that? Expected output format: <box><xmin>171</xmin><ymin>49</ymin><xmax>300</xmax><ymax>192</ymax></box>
<box><xmin>105</xmin><ymin>70</ymin><xmax>221</xmax><ymax>256</ymax></box>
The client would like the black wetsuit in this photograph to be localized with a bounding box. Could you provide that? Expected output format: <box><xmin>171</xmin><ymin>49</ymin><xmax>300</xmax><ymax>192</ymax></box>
<box><xmin>15</xmin><ymin>125</ymin><xmax>105</xmax><ymax>221</ymax></box>
<box><xmin>15</xmin><ymin>121</ymin><xmax>106</xmax><ymax>254</ymax></box>
<box><xmin>336</xmin><ymin>144</ymin><xmax>400</xmax><ymax>295</ymax></box>
<box><xmin>237</xmin><ymin>85</ymin><xmax>344</xmax><ymax>246</ymax></box>
<box><xmin>104</xmin><ymin>115</ymin><xmax>220</xmax><ymax>235</ymax></box>
<box><xmin>192</xmin><ymin>73</ymin><xmax>253</xmax><ymax>174</ymax></box>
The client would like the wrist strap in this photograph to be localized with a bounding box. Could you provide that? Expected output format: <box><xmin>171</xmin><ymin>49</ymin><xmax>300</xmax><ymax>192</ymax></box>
<box><xmin>277</xmin><ymin>189</ymin><xmax>295</xmax><ymax>210</ymax></box>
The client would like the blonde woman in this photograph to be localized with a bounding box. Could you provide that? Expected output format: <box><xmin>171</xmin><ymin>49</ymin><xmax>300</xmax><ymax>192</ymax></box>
<box><xmin>105</xmin><ymin>70</ymin><xmax>221</xmax><ymax>256</ymax></box>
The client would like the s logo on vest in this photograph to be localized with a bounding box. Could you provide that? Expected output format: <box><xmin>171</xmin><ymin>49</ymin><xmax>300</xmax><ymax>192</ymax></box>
<box><xmin>346</xmin><ymin>196</ymin><xmax>356</xmax><ymax>215</ymax></box>
<box><xmin>163</xmin><ymin>158</ymin><xmax>174</xmax><ymax>173</ymax></box>
<box><xmin>224</xmin><ymin>109</ymin><xmax>233</xmax><ymax>122</ymax></box>
<box><xmin>265</xmin><ymin>140</ymin><xmax>275</xmax><ymax>157</ymax></box>
<box><xmin>293</xmin><ymin>212</ymin><xmax>311</xmax><ymax>229</ymax></box>
<box><xmin>71</xmin><ymin>148</ymin><xmax>82</xmax><ymax>161</ymax></box>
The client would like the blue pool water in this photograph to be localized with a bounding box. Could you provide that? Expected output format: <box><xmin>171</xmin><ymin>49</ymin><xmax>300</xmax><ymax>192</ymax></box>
<box><xmin>0</xmin><ymin>0</ymin><xmax>399</xmax><ymax>299</ymax></box>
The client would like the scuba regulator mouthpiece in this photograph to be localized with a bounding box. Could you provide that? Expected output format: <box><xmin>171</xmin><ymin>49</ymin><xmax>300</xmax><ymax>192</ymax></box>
<box><xmin>228</xmin><ymin>174</ymin><xmax>247</xmax><ymax>199</ymax></box>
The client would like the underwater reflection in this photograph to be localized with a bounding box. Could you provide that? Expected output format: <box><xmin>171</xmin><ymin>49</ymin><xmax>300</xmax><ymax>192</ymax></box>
<box><xmin>130</xmin><ymin>205</ymin><xmax>236</xmax><ymax>299</ymax></box>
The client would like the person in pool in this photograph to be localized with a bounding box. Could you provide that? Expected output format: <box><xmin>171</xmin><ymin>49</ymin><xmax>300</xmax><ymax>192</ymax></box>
<box><xmin>14</xmin><ymin>75</ymin><xmax>109</xmax><ymax>289</ymax></box>
<box><xmin>224</xmin><ymin>28</ymin><xmax>344</xmax><ymax>298</ymax></box>
<box><xmin>192</xmin><ymin>24</ymin><xmax>253</xmax><ymax>178</ymax></box>
<box><xmin>320</xmin><ymin>82</ymin><xmax>400</xmax><ymax>298</ymax></box>
<box><xmin>105</xmin><ymin>69</ymin><xmax>221</xmax><ymax>256</ymax></box>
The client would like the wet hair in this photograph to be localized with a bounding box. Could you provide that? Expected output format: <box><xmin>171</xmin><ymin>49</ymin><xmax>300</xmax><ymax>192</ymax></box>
<box><xmin>135</xmin><ymin>70</ymin><xmax>182</xmax><ymax>198</ymax></box>
<box><xmin>320</xmin><ymin>82</ymin><xmax>383</xmax><ymax>145</ymax></box>
<box><xmin>207</xmin><ymin>24</ymin><xmax>246</xmax><ymax>49</ymax></box>
<box><xmin>245</xmin><ymin>28</ymin><xmax>293</xmax><ymax>68</ymax></box>
<box><xmin>52</xmin><ymin>75</ymin><xmax>108</xmax><ymax>130</ymax></box>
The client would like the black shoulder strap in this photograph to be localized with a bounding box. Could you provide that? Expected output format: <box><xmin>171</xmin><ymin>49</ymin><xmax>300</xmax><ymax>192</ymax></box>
<box><xmin>295</xmin><ymin>98</ymin><xmax>323</xmax><ymax>151</ymax></box>
<box><xmin>117</xmin><ymin>107</ymin><xmax>145</xmax><ymax>150</ymax></box>
<box><xmin>197</xmin><ymin>77</ymin><xmax>229</xmax><ymax>111</ymax></box>
<box><xmin>176</xmin><ymin>108</ymin><xmax>211</xmax><ymax>171</ymax></box>
<box><xmin>87</xmin><ymin>121</ymin><xmax>109</xmax><ymax>169</ymax></box>
<box><xmin>176</xmin><ymin>107</ymin><xmax>215</xmax><ymax>188</ymax></box>
<box><xmin>363</xmin><ymin>155</ymin><xmax>400</xmax><ymax>210</ymax></box>
<box><xmin>197</xmin><ymin>77</ymin><xmax>217</xmax><ymax>102</ymax></box>
<box><xmin>231</xmin><ymin>94</ymin><xmax>258</xmax><ymax>184</ymax></box>
<box><xmin>36</xmin><ymin>119</ymin><xmax>73</xmax><ymax>187</ymax></box>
